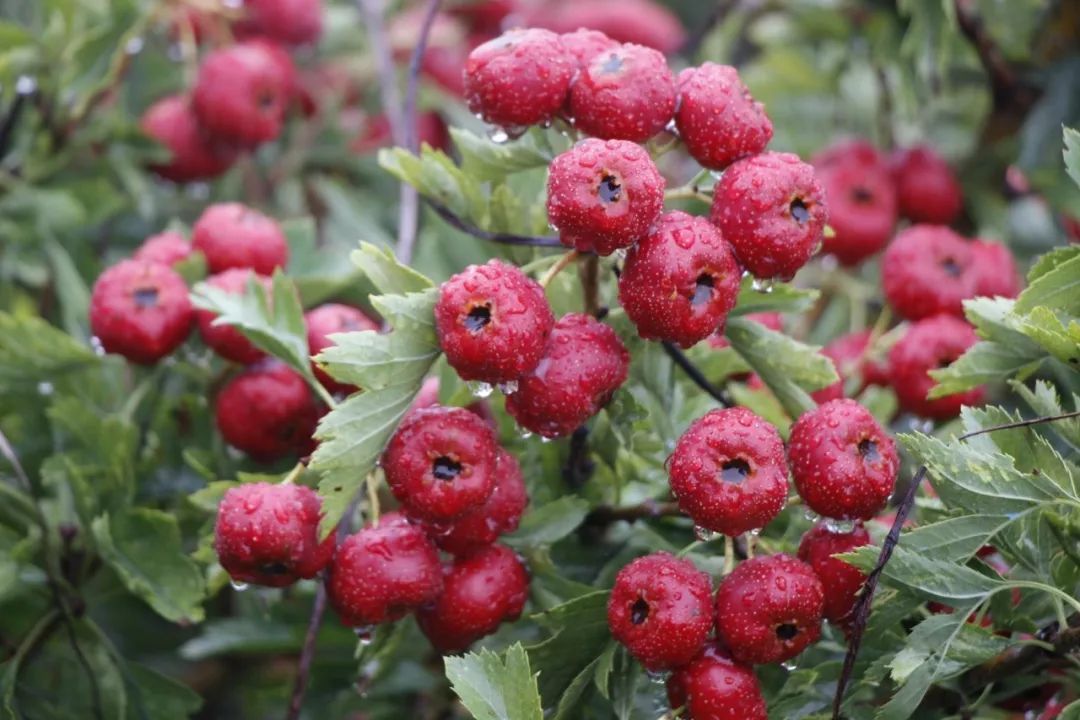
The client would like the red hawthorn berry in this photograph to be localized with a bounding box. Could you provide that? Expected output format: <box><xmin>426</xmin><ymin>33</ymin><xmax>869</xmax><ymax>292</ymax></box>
<box><xmin>416</xmin><ymin>543</ymin><xmax>530</xmax><ymax>653</ymax></box>
<box><xmin>822</xmin><ymin>330</ymin><xmax>890</xmax><ymax>392</ymax></box>
<box><xmin>214</xmin><ymin>482</ymin><xmax>335</xmax><ymax>587</ymax></box>
<box><xmin>675</xmin><ymin>63</ymin><xmax>773</xmax><ymax>171</ymax></box>
<box><xmin>559</xmin><ymin>28</ymin><xmax>619</xmax><ymax>66</ymax></box>
<box><xmin>789</xmin><ymin>399</ymin><xmax>898</xmax><ymax>521</ymax></box>
<box><xmin>381</xmin><ymin>406</ymin><xmax>499</xmax><ymax>522</ymax></box>
<box><xmin>428</xmin><ymin>449</ymin><xmax>528</xmax><ymax>556</ymax></box>
<box><xmin>89</xmin><ymin>259</ymin><xmax>194</xmax><ymax>365</ymax></box>
<box><xmin>714</xmin><ymin>554</ymin><xmax>824</xmax><ymax>665</ymax></box>
<box><xmin>504</xmin><ymin>313</ymin><xmax>630</xmax><ymax>438</ymax></box>
<box><xmin>447</xmin><ymin>0</ymin><xmax>515</xmax><ymax>36</ymax></box>
<box><xmin>234</xmin><ymin>0</ymin><xmax>323</xmax><ymax>46</ymax></box>
<box><xmin>546</xmin><ymin>138</ymin><xmax>665</xmax><ymax>256</ymax></box>
<box><xmin>971</xmin><ymin>239</ymin><xmax>1021</xmax><ymax>299</ymax></box>
<box><xmin>434</xmin><ymin>260</ymin><xmax>555</xmax><ymax>385</ymax></box>
<box><xmin>215</xmin><ymin>362</ymin><xmax>321</xmax><ymax>461</ymax></box>
<box><xmin>813</xmin><ymin>138</ymin><xmax>884</xmax><ymax>170</ymax></box>
<box><xmin>607</xmin><ymin>552</ymin><xmax>713</xmax><ymax>671</ymax></box>
<box><xmin>710</xmin><ymin>151</ymin><xmax>827</xmax><ymax>281</ymax></box>
<box><xmin>568</xmin><ymin>43</ymin><xmax>676</xmax><ymax>142</ymax></box>
<box><xmin>618</xmin><ymin>211</ymin><xmax>741</xmax><ymax>348</ymax></box>
<box><xmin>192</xmin><ymin>41</ymin><xmax>293</xmax><ymax>148</ymax></box>
<box><xmin>891</xmin><ymin>145</ymin><xmax>963</xmax><ymax>225</ymax></box>
<box><xmin>666</xmin><ymin>643</ymin><xmax>767</xmax><ymax>720</ymax></box>
<box><xmin>668</xmin><ymin>407</ymin><xmax>788</xmax><ymax>536</ymax></box>
<box><xmin>525</xmin><ymin>0</ymin><xmax>686</xmax><ymax>54</ymax></box>
<box><xmin>463</xmin><ymin>28</ymin><xmax>574</xmax><ymax>128</ymax></box>
<box><xmin>881</xmin><ymin>225</ymin><xmax>979</xmax><ymax>321</ymax></box>
<box><xmin>350</xmin><ymin>110</ymin><xmax>450</xmax><ymax>155</ymax></box>
<box><xmin>888</xmin><ymin>314</ymin><xmax>984</xmax><ymax>420</ymax></box>
<box><xmin>192</xmin><ymin>203</ymin><xmax>289</xmax><ymax>276</ymax></box>
<box><xmin>306</xmin><ymin>303</ymin><xmax>379</xmax><ymax>395</ymax></box>
<box><xmin>140</xmin><ymin>95</ymin><xmax>236</xmax><ymax>183</ymax></box>
<box><xmin>196</xmin><ymin>269</ymin><xmax>271</xmax><ymax>365</ymax></box>
<box><xmin>133</xmin><ymin>230</ymin><xmax>192</xmax><ymax>267</ymax></box>
<box><xmin>797</xmin><ymin>521</ymin><xmax>871</xmax><ymax>626</ymax></box>
<box><xmin>809</xmin><ymin>361</ymin><xmax>846</xmax><ymax>406</ymax></box>
<box><xmin>327</xmin><ymin>512</ymin><xmax>442</xmax><ymax>627</ymax></box>
<box><xmin>813</xmin><ymin>149</ymin><xmax>897</xmax><ymax>266</ymax></box>
<box><xmin>708</xmin><ymin>312</ymin><xmax>783</xmax><ymax>351</ymax></box>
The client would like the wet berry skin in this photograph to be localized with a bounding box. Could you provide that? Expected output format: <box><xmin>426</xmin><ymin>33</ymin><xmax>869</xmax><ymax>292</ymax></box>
<box><xmin>417</xmin><ymin>544</ymin><xmax>530</xmax><ymax>653</ymax></box>
<box><xmin>618</xmin><ymin>211</ymin><xmax>742</xmax><ymax>348</ymax></box>
<box><xmin>814</xmin><ymin>147</ymin><xmax>897</xmax><ymax>266</ymax></box>
<box><xmin>214</xmin><ymin>482</ymin><xmax>335</xmax><ymax>587</ymax></box>
<box><xmin>607</xmin><ymin>552</ymin><xmax>713</xmax><ymax>671</ymax></box>
<box><xmin>547</xmin><ymin>138</ymin><xmax>665</xmax><ymax>256</ymax></box>
<box><xmin>710</xmin><ymin>151</ymin><xmax>827</xmax><ymax>281</ymax></box>
<box><xmin>666</xmin><ymin>643</ymin><xmax>768</xmax><ymax>720</ymax></box>
<box><xmin>714</xmin><ymin>554</ymin><xmax>824</xmax><ymax>665</ymax></box>
<box><xmin>675</xmin><ymin>63</ymin><xmax>773</xmax><ymax>171</ymax></box>
<box><xmin>559</xmin><ymin>28</ymin><xmax>619</xmax><ymax>66</ymax></box>
<box><xmin>327</xmin><ymin>513</ymin><xmax>442</xmax><ymax>627</ymax></box>
<box><xmin>435</xmin><ymin>260</ymin><xmax>555</xmax><ymax>385</ymax></box>
<box><xmin>568</xmin><ymin>43</ymin><xmax>677</xmax><ymax>142</ymax></box>
<box><xmin>971</xmin><ymin>239</ymin><xmax>1021</xmax><ymax>299</ymax></box>
<box><xmin>141</xmin><ymin>95</ymin><xmax>236</xmax><ymax>183</ymax></box>
<box><xmin>306</xmin><ymin>303</ymin><xmax>380</xmax><ymax>395</ymax></box>
<box><xmin>234</xmin><ymin>0</ymin><xmax>323</xmax><ymax>46</ymax></box>
<box><xmin>193</xmin><ymin>41</ymin><xmax>293</xmax><ymax>148</ymax></box>
<box><xmin>427</xmin><ymin>449</ymin><xmax>529</xmax><ymax>556</ymax></box>
<box><xmin>505</xmin><ymin>313</ymin><xmax>630</xmax><ymax>438</ymax></box>
<box><xmin>881</xmin><ymin>225</ymin><xmax>979</xmax><ymax>321</ymax></box>
<box><xmin>891</xmin><ymin>145</ymin><xmax>963</xmax><ymax>225</ymax></box>
<box><xmin>192</xmin><ymin>203</ymin><xmax>289</xmax><ymax>276</ymax></box>
<box><xmin>89</xmin><ymin>259</ymin><xmax>194</xmax><ymax>365</ymax></box>
<box><xmin>821</xmin><ymin>330</ymin><xmax>890</xmax><ymax>393</ymax></box>
<box><xmin>788</xmin><ymin>399</ymin><xmax>898</xmax><ymax>521</ymax></box>
<box><xmin>381</xmin><ymin>405</ymin><xmax>499</xmax><ymax>523</ymax></box>
<box><xmin>888</xmin><ymin>314</ymin><xmax>984</xmax><ymax>420</ymax></box>
<box><xmin>797</xmin><ymin>521</ymin><xmax>871</xmax><ymax>626</ymax></box>
<box><xmin>215</xmin><ymin>362</ymin><xmax>321</xmax><ymax>461</ymax></box>
<box><xmin>668</xmin><ymin>407</ymin><xmax>789</xmax><ymax>537</ymax></box>
<box><xmin>463</xmin><ymin>28</ymin><xmax>574</xmax><ymax>128</ymax></box>
<box><xmin>133</xmin><ymin>230</ymin><xmax>192</xmax><ymax>267</ymax></box>
<box><xmin>196</xmin><ymin>269</ymin><xmax>271</xmax><ymax>365</ymax></box>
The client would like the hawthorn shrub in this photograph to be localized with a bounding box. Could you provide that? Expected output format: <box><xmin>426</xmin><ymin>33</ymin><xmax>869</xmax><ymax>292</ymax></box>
<box><xmin>0</xmin><ymin>2</ymin><xmax>1079</xmax><ymax>720</ymax></box>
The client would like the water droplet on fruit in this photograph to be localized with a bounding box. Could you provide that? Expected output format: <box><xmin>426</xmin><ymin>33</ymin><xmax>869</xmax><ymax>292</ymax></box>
<box><xmin>751</xmin><ymin>278</ymin><xmax>774</xmax><ymax>293</ymax></box>
<box><xmin>824</xmin><ymin>518</ymin><xmax>857</xmax><ymax>534</ymax></box>
<box><xmin>230</xmin><ymin>580</ymin><xmax>249</xmax><ymax>592</ymax></box>
<box><xmin>354</xmin><ymin>626</ymin><xmax>374</xmax><ymax>644</ymax></box>
<box><xmin>646</xmin><ymin>669</ymin><xmax>670</xmax><ymax>685</ymax></box>
<box><xmin>803</xmin><ymin>508</ymin><xmax>820</xmax><ymax>522</ymax></box>
<box><xmin>782</xmin><ymin>659</ymin><xmax>798</xmax><ymax>671</ymax></box>
<box><xmin>693</xmin><ymin>525</ymin><xmax>720</xmax><ymax>542</ymax></box>
<box><xmin>466</xmin><ymin>381</ymin><xmax>494</xmax><ymax>398</ymax></box>
<box><xmin>517</xmin><ymin>428</ymin><xmax>533</xmax><ymax>440</ymax></box>
<box><xmin>540</xmin><ymin>436</ymin><xmax>553</xmax><ymax>444</ymax></box>
<box><xmin>498</xmin><ymin>380</ymin><xmax>519</xmax><ymax>395</ymax></box>
<box><xmin>488</xmin><ymin>127</ymin><xmax>510</xmax><ymax>144</ymax></box>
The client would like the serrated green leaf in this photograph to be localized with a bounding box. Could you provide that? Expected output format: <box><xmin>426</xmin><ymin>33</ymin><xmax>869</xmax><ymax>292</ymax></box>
<box><xmin>528</xmin><ymin>591</ymin><xmax>611</xmax><ymax>708</ymax></box>
<box><xmin>351</xmin><ymin>241</ymin><xmax>434</xmax><ymax>295</ymax></box>
<box><xmin>731</xmin><ymin>276</ymin><xmax>820</xmax><ymax>316</ymax></box>
<box><xmin>1015</xmin><ymin>251</ymin><xmax>1080</xmax><ymax>316</ymax></box>
<box><xmin>0</xmin><ymin>312</ymin><xmax>100</xmax><ymax>394</ymax></box>
<box><xmin>444</xmin><ymin>644</ymin><xmax>543</xmax><ymax>720</ymax></box>
<box><xmin>1010</xmin><ymin>379</ymin><xmax>1080</xmax><ymax>448</ymax></box>
<box><xmin>1027</xmin><ymin>246</ymin><xmax>1080</xmax><ymax>284</ymax></box>
<box><xmin>379</xmin><ymin>146</ymin><xmax>486</xmax><ymax>221</ymax></box>
<box><xmin>928</xmin><ymin>340</ymin><xmax>1044</xmax><ymax>397</ymax></box>
<box><xmin>451</xmin><ymin>126</ymin><xmax>553</xmax><ymax>182</ymax></box>
<box><xmin>897</xmin><ymin>514</ymin><xmax>1011</xmax><ymax>562</ymax></box>
<box><xmin>125</xmin><ymin>663</ymin><xmax>203</xmax><ymax>720</ymax></box>
<box><xmin>846</xmin><ymin>546</ymin><xmax>1002</xmax><ymax>605</ymax></box>
<box><xmin>1065</xmin><ymin>126</ymin><xmax>1080</xmax><ymax>190</ymax></box>
<box><xmin>1018</xmin><ymin>306</ymin><xmax>1080</xmax><ymax>365</ymax></box>
<box><xmin>504</xmin><ymin>497</ymin><xmax>589</xmax><ymax>548</ymax></box>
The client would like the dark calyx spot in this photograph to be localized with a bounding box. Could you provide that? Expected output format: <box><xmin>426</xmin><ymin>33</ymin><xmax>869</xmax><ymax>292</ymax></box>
<box><xmin>133</xmin><ymin>287</ymin><xmax>159</xmax><ymax>308</ymax></box>
<box><xmin>691</xmin><ymin>274</ymin><xmax>715</xmax><ymax>306</ymax></box>
<box><xmin>940</xmin><ymin>257</ymin><xmax>962</xmax><ymax>277</ymax></box>
<box><xmin>630</xmin><ymin>596</ymin><xmax>649</xmax><ymax>625</ymax></box>
<box><xmin>720</xmin><ymin>458</ymin><xmax>751</xmax><ymax>484</ymax></box>
<box><xmin>598</xmin><ymin>174</ymin><xmax>623</xmax><ymax>204</ymax></box>
<box><xmin>600</xmin><ymin>53</ymin><xmax>624</xmax><ymax>74</ymax></box>
<box><xmin>432</xmin><ymin>456</ymin><xmax>462</xmax><ymax>481</ymax></box>
<box><xmin>851</xmin><ymin>186</ymin><xmax>874</xmax><ymax>204</ymax></box>
<box><xmin>776</xmin><ymin>623</ymin><xmax>799</xmax><ymax>641</ymax></box>
<box><xmin>857</xmin><ymin>438</ymin><xmax>880</xmax><ymax>462</ymax></box>
<box><xmin>464</xmin><ymin>304</ymin><xmax>492</xmax><ymax>332</ymax></box>
<box><xmin>259</xmin><ymin>562</ymin><xmax>290</xmax><ymax>576</ymax></box>
<box><xmin>257</xmin><ymin>89</ymin><xmax>277</xmax><ymax>110</ymax></box>
<box><xmin>790</xmin><ymin>198</ymin><xmax>811</xmax><ymax>224</ymax></box>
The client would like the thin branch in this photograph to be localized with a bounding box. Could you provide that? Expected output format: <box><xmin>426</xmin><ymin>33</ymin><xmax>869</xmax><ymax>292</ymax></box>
<box><xmin>426</xmin><ymin>200</ymin><xmax>563</xmax><ymax>247</ymax></box>
<box><xmin>356</xmin><ymin>0</ymin><xmax>406</xmax><ymax>145</ymax></box>
<box><xmin>562</xmin><ymin>426</ymin><xmax>594</xmax><ymax>489</ymax></box>
<box><xmin>661</xmin><ymin>342</ymin><xmax>733</xmax><ymax>407</ymax></box>
<box><xmin>285</xmin><ymin>581</ymin><xmax>328</xmax><ymax>720</ymax></box>
<box><xmin>585</xmin><ymin>500</ymin><xmax>682</xmax><ymax>525</ymax></box>
<box><xmin>832</xmin><ymin>465</ymin><xmax>928</xmax><ymax>720</ymax></box>
<box><xmin>579</xmin><ymin>255</ymin><xmax>600</xmax><ymax>317</ymax></box>
<box><xmin>957</xmin><ymin>410</ymin><xmax>1080</xmax><ymax>442</ymax></box>
<box><xmin>961</xmin><ymin>614</ymin><xmax>1080</xmax><ymax>695</ymax></box>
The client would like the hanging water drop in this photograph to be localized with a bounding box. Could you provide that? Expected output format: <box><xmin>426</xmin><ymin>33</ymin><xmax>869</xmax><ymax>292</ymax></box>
<box><xmin>90</xmin><ymin>336</ymin><xmax>106</xmax><ymax>356</ymax></box>
<box><xmin>466</xmin><ymin>381</ymin><xmax>494</xmax><ymax>399</ymax></box>
<box><xmin>781</xmin><ymin>659</ymin><xmax>798</xmax><ymax>671</ymax></box>
<box><xmin>751</xmin><ymin>278</ymin><xmax>775</xmax><ymax>293</ymax></box>
<box><xmin>646</xmin><ymin>669</ymin><xmax>670</xmax><ymax>685</ymax></box>
<box><xmin>487</xmin><ymin>127</ymin><xmax>510</xmax><ymax>144</ymax></box>
<box><xmin>518</xmin><ymin>427</ymin><xmax>533</xmax><ymax>440</ymax></box>
<box><xmin>230</xmin><ymin>580</ymin><xmax>249</xmax><ymax>592</ymax></box>
<box><xmin>693</xmin><ymin>525</ymin><xmax>720</xmax><ymax>542</ymax></box>
<box><xmin>498</xmin><ymin>380</ymin><xmax>519</xmax><ymax>395</ymax></box>
<box><xmin>354</xmin><ymin>626</ymin><xmax>374</xmax><ymax>645</ymax></box>
<box><xmin>125</xmin><ymin>36</ymin><xmax>145</xmax><ymax>55</ymax></box>
<box><xmin>803</xmin><ymin>508</ymin><xmax>820</xmax><ymax>523</ymax></box>
<box><xmin>824</xmin><ymin>517</ymin><xmax>857</xmax><ymax>534</ymax></box>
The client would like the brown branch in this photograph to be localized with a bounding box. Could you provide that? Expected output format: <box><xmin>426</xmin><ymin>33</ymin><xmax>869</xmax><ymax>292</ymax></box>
<box><xmin>957</xmin><ymin>410</ymin><xmax>1080</xmax><ymax>442</ymax></box>
<box><xmin>585</xmin><ymin>500</ymin><xmax>681</xmax><ymax>525</ymax></box>
<box><xmin>285</xmin><ymin>581</ymin><xmax>328</xmax><ymax>720</ymax></box>
<box><xmin>661</xmin><ymin>342</ymin><xmax>734</xmax><ymax>407</ymax></box>
<box><xmin>579</xmin><ymin>255</ymin><xmax>600</xmax><ymax>317</ymax></box>
<box><xmin>426</xmin><ymin>200</ymin><xmax>563</xmax><ymax>247</ymax></box>
<box><xmin>961</xmin><ymin>614</ymin><xmax>1080</xmax><ymax>695</ymax></box>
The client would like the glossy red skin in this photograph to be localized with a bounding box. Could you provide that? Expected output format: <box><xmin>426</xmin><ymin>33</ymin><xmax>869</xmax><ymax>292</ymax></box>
<box><xmin>234</xmin><ymin>0</ymin><xmax>323</xmax><ymax>46</ymax></box>
<box><xmin>214</xmin><ymin>482</ymin><xmax>334</xmax><ymax>587</ymax></box>
<box><xmin>815</xmin><ymin>154</ymin><xmax>897</xmax><ymax>265</ymax></box>
<box><xmin>797</xmin><ymin>521</ymin><xmax>871</xmax><ymax>625</ymax></box>
<box><xmin>789</xmin><ymin>399</ymin><xmax>898</xmax><ymax>521</ymax></box>
<box><xmin>971</xmin><ymin>239</ymin><xmax>1022</xmax><ymax>298</ymax></box>
<box><xmin>525</xmin><ymin>0</ymin><xmax>685</xmax><ymax>54</ymax></box>
<box><xmin>140</xmin><ymin>95</ymin><xmax>236</xmax><ymax>183</ymax></box>
<box><xmin>881</xmin><ymin>225</ymin><xmax>979</xmax><ymax>321</ymax></box>
<box><xmin>568</xmin><ymin>43</ymin><xmax>676</xmax><ymax>142</ymax></box>
<box><xmin>89</xmin><ymin>260</ymin><xmax>194</xmax><ymax>365</ymax></box>
<box><xmin>710</xmin><ymin>152</ymin><xmax>828</xmax><ymax>281</ymax></box>
<box><xmin>382</xmin><ymin>406</ymin><xmax>498</xmax><ymax>522</ymax></box>
<box><xmin>196</xmin><ymin>269</ymin><xmax>271</xmax><ymax>365</ymax></box>
<box><xmin>675</xmin><ymin>63</ymin><xmax>773</xmax><ymax>171</ymax></box>
<box><xmin>668</xmin><ymin>407</ymin><xmax>788</xmax><ymax>536</ymax></box>
<box><xmin>463</xmin><ymin>28</ymin><xmax>574</xmax><ymax>128</ymax></box>
<box><xmin>435</xmin><ymin>260</ymin><xmax>555</xmax><ymax>384</ymax></box>
<box><xmin>891</xmin><ymin>145</ymin><xmax>963</xmax><ymax>225</ymax></box>
<box><xmin>708</xmin><ymin>312</ymin><xmax>783</xmax><ymax>351</ymax></box>
<box><xmin>192</xmin><ymin>202</ymin><xmax>289</xmax><ymax>276</ymax></box>
<box><xmin>666</xmin><ymin>643</ymin><xmax>767</xmax><ymax>720</ymax></box>
<box><xmin>350</xmin><ymin>110</ymin><xmax>450</xmax><ymax>155</ymax></box>
<box><xmin>305</xmin><ymin>303</ymin><xmax>380</xmax><ymax>395</ymax></box>
<box><xmin>193</xmin><ymin>42</ymin><xmax>292</xmax><ymax>148</ymax></box>
<box><xmin>559</xmin><ymin>28</ymin><xmax>619</xmax><ymax>65</ymax></box>
<box><xmin>822</xmin><ymin>330</ymin><xmax>890</xmax><ymax>391</ymax></box>
<box><xmin>547</xmin><ymin>138</ymin><xmax>665</xmax><ymax>256</ymax></box>
<box><xmin>215</xmin><ymin>362</ymin><xmax>320</xmax><ymax>461</ymax></box>
<box><xmin>417</xmin><ymin>544</ymin><xmax>530</xmax><ymax>653</ymax></box>
<box><xmin>714</xmin><ymin>554</ymin><xmax>824</xmax><ymax>665</ymax></box>
<box><xmin>607</xmin><ymin>552</ymin><xmax>713</xmax><ymax>671</ymax></box>
<box><xmin>328</xmin><ymin>513</ymin><xmax>442</xmax><ymax>627</ymax></box>
<box><xmin>427</xmin><ymin>450</ymin><xmax>528</xmax><ymax>556</ymax></box>
<box><xmin>133</xmin><ymin>231</ymin><xmax>192</xmax><ymax>266</ymax></box>
<box><xmin>505</xmin><ymin>313</ymin><xmax>630</xmax><ymax>438</ymax></box>
<box><xmin>888</xmin><ymin>314</ymin><xmax>984</xmax><ymax>419</ymax></box>
<box><xmin>619</xmin><ymin>211</ymin><xmax>741</xmax><ymax>348</ymax></box>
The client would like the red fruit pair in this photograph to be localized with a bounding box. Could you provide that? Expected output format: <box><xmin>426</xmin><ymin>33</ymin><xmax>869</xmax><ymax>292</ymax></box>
<box><xmin>889</xmin><ymin>314</ymin><xmax>984</xmax><ymax>420</ymax></box>
<box><xmin>813</xmin><ymin>139</ymin><xmax>897</xmax><ymax>266</ymax></box>
<box><xmin>215</xmin><ymin>361</ymin><xmax>321</xmax><ymax>461</ymax></box>
<box><xmin>141</xmin><ymin>95</ymin><xmax>236</xmax><ymax>183</ymax></box>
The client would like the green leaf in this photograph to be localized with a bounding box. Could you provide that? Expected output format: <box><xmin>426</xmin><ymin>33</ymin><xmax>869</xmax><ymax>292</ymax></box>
<box><xmin>1026</xmin><ymin>246</ymin><xmax>1080</xmax><ymax>285</ymax></box>
<box><xmin>1015</xmin><ymin>250</ymin><xmax>1080</xmax><ymax>316</ymax></box>
<box><xmin>528</xmin><ymin>591</ymin><xmax>612</xmax><ymax>708</ymax></box>
<box><xmin>1065</xmin><ymin>126</ymin><xmax>1080</xmax><ymax>190</ymax></box>
<box><xmin>503</xmin><ymin>497</ymin><xmax>589</xmax><ymax>548</ymax></box>
<box><xmin>451</xmin><ymin>126</ymin><xmax>554</xmax><ymax>182</ymax></box>
<box><xmin>1010</xmin><ymin>379</ymin><xmax>1080</xmax><ymax>448</ymax></box>
<box><xmin>1017</xmin><ymin>306</ymin><xmax>1080</xmax><ymax>365</ymax></box>
<box><xmin>125</xmin><ymin>663</ymin><xmax>203</xmax><ymax>720</ymax></box>
<box><xmin>379</xmin><ymin>146</ymin><xmax>486</xmax><ymax>222</ymax></box>
<box><xmin>730</xmin><ymin>276</ymin><xmax>820</xmax><ymax>316</ymax></box>
<box><xmin>896</xmin><ymin>514</ymin><xmax>1011</xmax><ymax>562</ymax></box>
<box><xmin>845</xmin><ymin>546</ymin><xmax>1002</xmax><ymax>605</ymax></box>
<box><xmin>444</xmin><ymin>643</ymin><xmax>543</xmax><ymax>720</ymax></box>
<box><xmin>92</xmin><ymin>509</ymin><xmax>206</xmax><ymax>624</ymax></box>
<box><xmin>351</xmin><ymin>241</ymin><xmax>434</xmax><ymax>295</ymax></box>
<box><xmin>0</xmin><ymin>312</ymin><xmax>100</xmax><ymax>394</ymax></box>
<box><xmin>178</xmin><ymin>619</ymin><xmax>299</xmax><ymax>660</ymax></box>
<box><xmin>928</xmin><ymin>340</ymin><xmax>1044</xmax><ymax>397</ymax></box>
